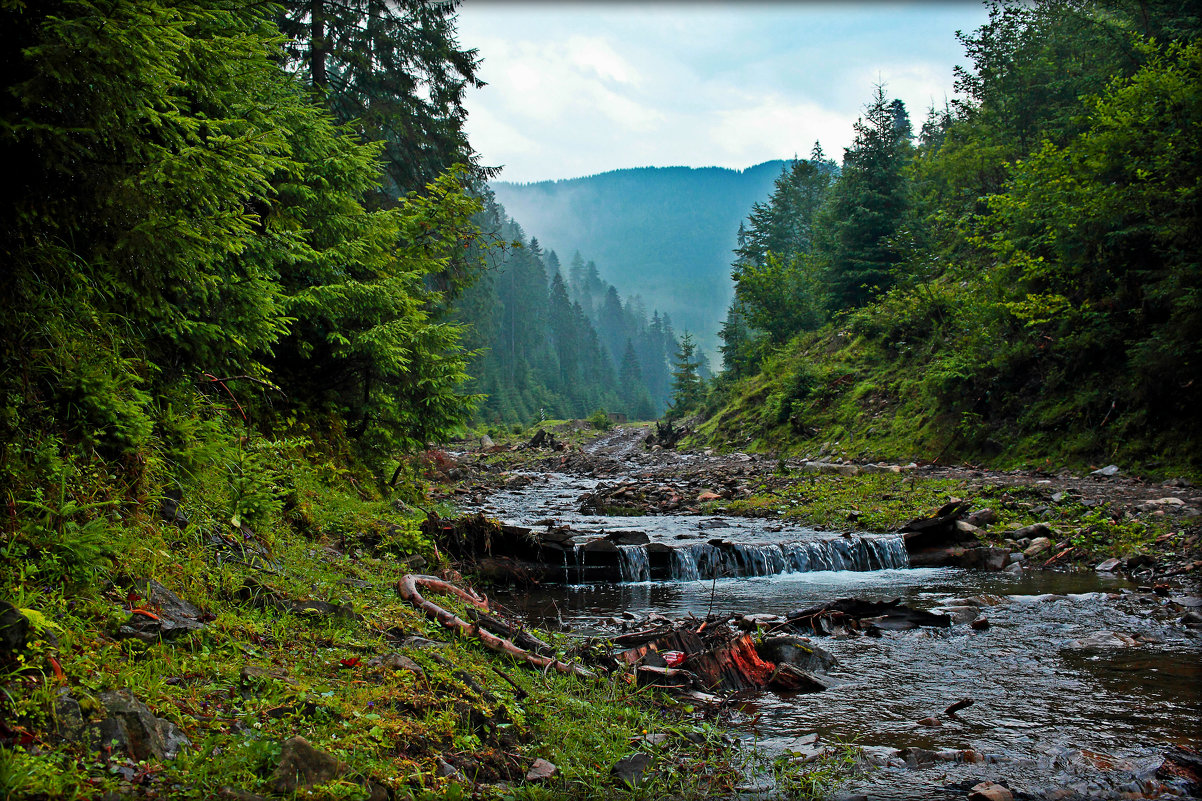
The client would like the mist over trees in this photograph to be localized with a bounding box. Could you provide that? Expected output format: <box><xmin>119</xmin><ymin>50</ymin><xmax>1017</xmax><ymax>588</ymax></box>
<box><xmin>489</xmin><ymin>162</ymin><xmax>788</xmax><ymax>358</ymax></box>
<box><xmin>453</xmin><ymin>194</ymin><xmax>682</xmax><ymax>423</ymax></box>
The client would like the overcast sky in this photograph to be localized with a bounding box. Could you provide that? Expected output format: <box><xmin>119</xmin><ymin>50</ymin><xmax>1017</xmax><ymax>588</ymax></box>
<box><xmin>455</xmin><ymin>1</ymin><xmax>991</xmax><ymax>183</ymax></box>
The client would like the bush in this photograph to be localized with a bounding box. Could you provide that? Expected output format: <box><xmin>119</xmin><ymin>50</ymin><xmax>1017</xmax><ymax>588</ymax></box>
<box><xmin>587</xmin><ymin>409</ymin><xmax>613</xmax><ymax>431</ymax></box>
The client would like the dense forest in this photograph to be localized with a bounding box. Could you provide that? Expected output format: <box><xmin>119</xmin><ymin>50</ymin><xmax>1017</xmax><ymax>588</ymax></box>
<box><xmin>697</xmin><ymin>0</ymin><xmax>1201</xmax><ymax>477</ymax></box>
<box><xmin>454</xmin><ymin>194</ymin><xmax>685</xmax><ymax>423</ymax></box>
<box><xmin>490</xmin><ymin>162</ymin><xmax>787</xmax><ymax>357</ymax></box>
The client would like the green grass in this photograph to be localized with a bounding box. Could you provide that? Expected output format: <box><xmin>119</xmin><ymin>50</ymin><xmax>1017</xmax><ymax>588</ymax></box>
<box><xmin>713</xmin><ymin>471</ymin><xmax>1175</xmax><ymax>558</ymax></box>
<box><xmin>1</xmin><ymin>408</ymin><xmax>852</xmax><ymax>800</ymax></box>
<box><xmin>696</xmin><ymin>320</ymin><xmax>1202</xmax><ymax>483</ymax></box>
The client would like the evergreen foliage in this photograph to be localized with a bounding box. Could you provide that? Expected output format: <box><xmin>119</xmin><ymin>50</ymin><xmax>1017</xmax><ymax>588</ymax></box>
<box><xmin>707</xmin><ymin>0</ymin><xmax>1202</xmax><ymax>476</ymax></box>
<box><xmin>278</xmin><ymin>0</ymin><xmax>490</xmax><ymax>199</ymax></box>
<box><xmin>1</xmin><ymin>0</ymin><xmax>482</xmax><ymax>485</ymax></box>
<box><xmin>453</xmin><ymin>195</ymin><xmax>677</xmax><ymax>423</ymax></box>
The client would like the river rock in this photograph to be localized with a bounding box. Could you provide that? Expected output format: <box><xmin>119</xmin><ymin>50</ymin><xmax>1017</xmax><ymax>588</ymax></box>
<box><xmin>1002</xmin><ymin>562</ymin><xmax>1024</xmax><ymax>576</ymax></box>
<box><xmin>607</xmin><ymin>530</ymin><xmax>650</xmax><ymax>546</ymax></box>
<box><xmin>1091</xmin><ymin>464</ymin><xmax>1121</xmax><ymax>477</ymax></box>
<box><xmin>1023</xmin><ymin>537</ymin><xmax>1053</xmax><ymax>558</ymax></box>
<box><xmin>933</xmin><ymin>606</ymin><xmax>979</xmax><ymax>624</ymax></box>
<box><xmin>968</xmin><ymin>781</ymin><xmax>1014</xmax><ymax>801</ymax></box>
<box><xmin>271</xmin><ymin>736</ymin><xmax>346</xmax><ymax>793</ymax></box>
<box><xmin>755</xmin><ymin>635</ymin><xmax>837</xmax><ymax>672</ymax></box>
<box><xmin>90</xmin><ymin>689</ymin><xmax>191</xmax><ymax>760</ymax></box>
<box><xmin>1067</xmin><ymin>630</ymin><xmax>1138</xmax><ymax>648</ymax></box>
<box><xmin>479</xmin><ymin>434</ymin><xmax>494</xmax><ymax>450</ymax></box>
<box><xmin>898</xmin><ymin>746</ymin><xmax>940</xmax><ymax>764</ymax></box>
<box><xmin>612</xmin><ymin>753</ymin><xmax>654</xmax><ymax>787</ymax></box>
<box><xmin>737</xmin><ymin>613</ymin><xmax>787</xmax><ymax>630</ymax></box>
<box><xmin>1095</xmin><ymin>557</ymin><xmax>1123</xmax><ymax>572</ymax></box>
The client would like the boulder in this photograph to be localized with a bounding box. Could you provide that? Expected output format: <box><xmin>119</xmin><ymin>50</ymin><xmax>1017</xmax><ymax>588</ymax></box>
<box><xmin>270</xmin><ymin>736</ymin><xmax>346</xmax><ymax>794</ymax></box>
<box><xmin>116</xmin><ymin>579</ymin><xmax>207</xmax><ymax>642</ymax></box>
<box><xmin>90</xmin><ymin>689</ymin><xmax>191</xmax><ymax>760</ymax></box>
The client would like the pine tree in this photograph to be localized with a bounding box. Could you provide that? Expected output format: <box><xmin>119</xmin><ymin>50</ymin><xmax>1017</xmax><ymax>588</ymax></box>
<box><xmin>668</xmin><ymin>332</ymin><xmax>704</xmax><ymax>418</ymax></box>
<box><xmin>278</xmin><ymin>0</ymin><xmax>490</xmax><ymax>198</ymax></box>
<box><xmin>816</xmin><ymin>85</ymin><xmax>913</xmax><ymax>310</ymax></box>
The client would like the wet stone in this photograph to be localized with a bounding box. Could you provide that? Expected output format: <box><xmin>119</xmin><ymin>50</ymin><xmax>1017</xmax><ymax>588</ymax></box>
<box><xmin>612</xmin><ymin>753</ymin><xmax>654</xmax><ymax>787</ymax></box>
<box><xmin>270</xmin><ymin>736</ymin><xmax>346</xmax><ymax>793</ymax></box>
<box><xmin>968</xmin><ymin>780</ymin><xmax>1014</xmax><ymax>801</ymax></box>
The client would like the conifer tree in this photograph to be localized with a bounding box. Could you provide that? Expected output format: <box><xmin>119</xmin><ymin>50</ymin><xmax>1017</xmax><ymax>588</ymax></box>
<box><xmin>816</xmin><ymin>86</ymin><xmax>913</xmax><ymax>310</ymax></box>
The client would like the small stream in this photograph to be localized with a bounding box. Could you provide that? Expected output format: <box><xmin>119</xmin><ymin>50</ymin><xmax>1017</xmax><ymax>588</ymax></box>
<box><xmin>466</xmin><ymin>471</ymin><xmax>1202</xmax><ymax>799</ymax></box>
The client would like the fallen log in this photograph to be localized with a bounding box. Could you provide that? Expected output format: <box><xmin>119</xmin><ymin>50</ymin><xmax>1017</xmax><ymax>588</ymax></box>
<box><xmin>397</xmin><ymin>574</ymin><xmax>594</xmax><ymax>679</ymax></box>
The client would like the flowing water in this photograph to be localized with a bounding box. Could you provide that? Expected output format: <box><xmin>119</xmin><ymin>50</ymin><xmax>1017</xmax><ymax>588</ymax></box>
<box><xmin>468</xmin><ymin>472</ymin><xmax>1202</xmax><ymax>799</ymax></box>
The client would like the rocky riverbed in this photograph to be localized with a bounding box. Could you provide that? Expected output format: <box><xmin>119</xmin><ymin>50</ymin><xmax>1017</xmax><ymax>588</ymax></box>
<box><xmin>425</xmin><ymin>423</ymin><xmax>1202</xmax><ymax>799</ymax></box>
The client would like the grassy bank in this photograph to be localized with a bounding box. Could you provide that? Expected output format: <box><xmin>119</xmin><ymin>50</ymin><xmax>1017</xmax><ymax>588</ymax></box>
<box><xmin>695</xmin><ymin>319</ymin><xmax>1202</xmax><ymax>484</ymax></box>
<box><xmin>0</xmin><ymin>405</ymin><xmax>784</xmax><ymax>800</ymax></box>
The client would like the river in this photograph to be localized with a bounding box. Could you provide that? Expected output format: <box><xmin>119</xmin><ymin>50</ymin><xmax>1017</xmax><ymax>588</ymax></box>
<box><xmin>464</xmin><ymin>469</ymin><xmax>1202</xmax><ymax>799</ymax></box>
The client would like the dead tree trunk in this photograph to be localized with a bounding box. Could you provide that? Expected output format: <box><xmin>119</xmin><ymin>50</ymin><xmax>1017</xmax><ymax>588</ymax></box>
<box><xmin>397</xmin><ymin>574</ymin><xmax>594</xmax><ymax>679</ymax></box>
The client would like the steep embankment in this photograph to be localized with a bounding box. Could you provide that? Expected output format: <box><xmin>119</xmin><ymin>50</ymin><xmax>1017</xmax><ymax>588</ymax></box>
<box><xmin>698</xmin><ymin>313</ymin><xmax>1202</xmax><ymax>483</ymax></box>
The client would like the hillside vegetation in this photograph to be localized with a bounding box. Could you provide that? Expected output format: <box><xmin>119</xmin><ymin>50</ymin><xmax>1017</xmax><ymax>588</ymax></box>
<box><xmin>0</xmin><ymin>2</ymin><xmax>730</xmax><ymax>798</ymax></box>
<box><xmin>699</xmin><ymin>1</ymin><xmax>1201</xmax><ymax>479</ymax></box>
<box><xmin>490</xmin><ymin>162</ymin><xmax>787</xmax><ymax>356</ymax></box>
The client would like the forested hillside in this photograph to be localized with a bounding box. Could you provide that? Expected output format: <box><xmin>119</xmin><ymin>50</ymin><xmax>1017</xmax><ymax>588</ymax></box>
<box><xmin>0</xmin><ymin>2</ymin><xmax>697</xmax><ymax>796</ymax></box>
<box><xmin>490</xmin><ymin>161</ymin><xmax>787</xmax><ymax>357</ymax></box>
<box><xmin>454</xmin><ymin>194</ymin><xmax>683</xmax><ymax>423</ymax></box>
<box><xmin>698</xmin><ymin>0</ymin><xmax>1201</xmax><ymax>477</ymax></box>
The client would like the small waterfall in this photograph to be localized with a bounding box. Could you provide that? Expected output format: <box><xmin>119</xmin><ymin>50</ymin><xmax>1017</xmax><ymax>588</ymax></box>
<box><xmin>654</xmin><ymin>535</ymin><xmax>908</xmax><ymax>583</ymax></box>
<box><xmin>616</xmin><ymin>544</ymin><xmax>651</xmax><ymax>582</ymax></box>
<box><xmin>670</xmin><ymin>547</ymin><xmax>701</xmax><ymax>581</ymax></box>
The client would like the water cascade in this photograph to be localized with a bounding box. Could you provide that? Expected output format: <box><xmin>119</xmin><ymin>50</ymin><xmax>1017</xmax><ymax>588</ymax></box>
<box><xmin>571</xmin><ymin>534</ymin><xmax>908</xmax><ymax>585</ymax></box>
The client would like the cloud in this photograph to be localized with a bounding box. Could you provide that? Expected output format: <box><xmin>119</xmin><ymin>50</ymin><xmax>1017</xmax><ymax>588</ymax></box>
<box><xmin>457</xmin><ymin>3</ymin><xmax>990</xmax><ymax>181</ymax></box>
<box><xmin>708</xmin><ymin>94</ymin><xmax>856</xmax><ymax>165</ymax></box>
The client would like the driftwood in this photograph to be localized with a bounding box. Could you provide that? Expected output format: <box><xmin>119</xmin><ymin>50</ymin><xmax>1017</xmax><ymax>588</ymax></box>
<box><xmin>620</xmin><ymin>628</ymin><xmax>777</xmax><ymax>692</ymax></box>
<box><xmin>397</xmin><ymin>574</ymin><xmax>594</xmax><ymax>679</ymax></box>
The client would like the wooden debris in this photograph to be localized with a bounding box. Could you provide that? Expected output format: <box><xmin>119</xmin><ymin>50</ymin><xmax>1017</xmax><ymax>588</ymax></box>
<box><xmin>397</xmin><ymin>574</ymin><xmax>594</xmax><ymax>679</ymax></box>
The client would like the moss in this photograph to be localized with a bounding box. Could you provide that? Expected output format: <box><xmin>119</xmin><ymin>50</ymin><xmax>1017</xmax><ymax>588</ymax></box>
<box><xmin>701</xmin><ymin>322</ymin><xmax>1202</xmax><ymax>482</ymax></box>
<box><xmin>5</xmin><ymin>405</ymin><xmax>840</xmax><ymax>800</ymax></box>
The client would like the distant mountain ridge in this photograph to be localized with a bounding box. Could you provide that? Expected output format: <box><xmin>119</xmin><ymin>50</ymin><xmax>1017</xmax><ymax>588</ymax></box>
<box><xmin>490</xmin><ymin>160</ymin><xmax>788</xmax><ymax>357</ymax></box>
